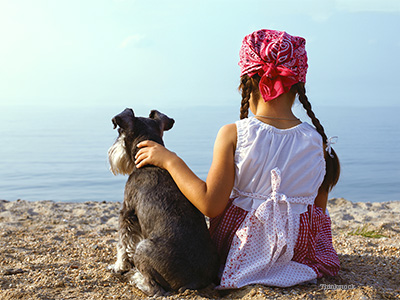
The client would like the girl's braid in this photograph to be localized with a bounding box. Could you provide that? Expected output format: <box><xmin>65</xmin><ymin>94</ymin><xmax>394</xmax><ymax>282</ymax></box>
<box><xmin>239</xmin><ymin>74</ymin><xmax>260</xmax><ymax>120</ymax></box>
<box><xmin>295</xmin><ymin>83</ymin><xmax>340</xmax><ymax>191</ymax></box>
<box><xmin>296</xmin><ymin>84</ymin><xmax>328</xmax><ymax>141</ymax></box>
<box><xmin>239</xmin><ymin>75</ymin><xmax>251</xmax><ymax>119</ymax></box>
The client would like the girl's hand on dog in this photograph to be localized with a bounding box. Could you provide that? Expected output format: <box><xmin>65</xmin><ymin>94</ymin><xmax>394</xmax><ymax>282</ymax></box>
<box><xmin>135</xmin><ymin>140</ymin><xmax>177</xmax><ymax>170</ymax></box>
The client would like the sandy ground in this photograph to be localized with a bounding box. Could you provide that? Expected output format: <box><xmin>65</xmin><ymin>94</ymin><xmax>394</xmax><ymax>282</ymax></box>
<box><xmin>0</xmin><ymin>198</ymin><xmax>399</xmax><ymax>300</ymax></box>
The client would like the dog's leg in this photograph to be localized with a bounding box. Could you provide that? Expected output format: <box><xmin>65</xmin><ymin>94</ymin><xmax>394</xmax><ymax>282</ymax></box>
<box><xmin>129</xmin><ymin>268</ymin><xmax>167</xmax><ymax>297</ymax></box>
<box><xmin>130</xmin><ymin>239</ymin><xmax>169</xmax><ymax>296</ymax></box>
<box><xmin>111</xmin><ymin>237</ymin><xmax>131</xmax><ymax>273</ymax></box>
<box><xmin>111</xmin><ymin>209</ymin><xmax>142</xmax><ymax>274</ymax></box>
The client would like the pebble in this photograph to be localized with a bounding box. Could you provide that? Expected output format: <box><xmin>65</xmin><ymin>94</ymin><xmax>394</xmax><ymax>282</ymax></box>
<box><xmin>3</xmin><ymin>268</ymin><xmax>27</xmax><ymax>275</ymax></box>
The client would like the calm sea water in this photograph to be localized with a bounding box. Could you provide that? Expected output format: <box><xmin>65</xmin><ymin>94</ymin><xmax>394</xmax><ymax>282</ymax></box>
<box><xmin>0</xmin><ymin>104</ymin><xmax>399</xmax><ymax>203</ymax></box>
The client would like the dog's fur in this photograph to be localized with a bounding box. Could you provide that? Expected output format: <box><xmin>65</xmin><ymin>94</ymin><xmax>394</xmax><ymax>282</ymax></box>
<box><xmin>108</xmin><ymin>108</ymin><xmax>219</xmax><ymax>296</ymax></box>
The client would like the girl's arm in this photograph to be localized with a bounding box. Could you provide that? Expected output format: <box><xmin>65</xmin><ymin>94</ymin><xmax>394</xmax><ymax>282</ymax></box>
<box><xmin>314</xmin><ymin>186</ymin><xmax>328</xmax><ymax>214</ymax></box>
<box><xmin>135</xmin><ymin>124</ymin><xmax>237</xmax><ymax>218</ymax></box>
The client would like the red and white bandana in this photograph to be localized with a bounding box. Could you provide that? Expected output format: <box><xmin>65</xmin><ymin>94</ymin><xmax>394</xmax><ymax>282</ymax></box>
<box><xmin>239</xmin><ymin>29</ymin><xmax>308</xmax><ymax>101</ymax></box>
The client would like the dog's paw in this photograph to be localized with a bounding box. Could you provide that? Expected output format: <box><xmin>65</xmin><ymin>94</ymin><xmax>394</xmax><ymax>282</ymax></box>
<box><xmin>107</xmin><ymin>264</ymin><xmax>116</xmax><ymax>272</ymax></box>
<box><xmin>108</xmin><ymin>263</ymin><xmax>129</xmax><ymax>274</ymax></box>
<box><xmin>129</xmin><ymin>270</ymin><xmax>167</xmax><ymax>297</ymax></box>
<box><xmin>107</xmin><ymin>264</ymin><xmax>119</xmax><ymax>273</ymax></box>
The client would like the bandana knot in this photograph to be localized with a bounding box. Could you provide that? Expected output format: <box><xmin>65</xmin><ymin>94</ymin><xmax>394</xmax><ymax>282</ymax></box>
<box><xmin>258</xmin><ymin>63</ymin><xmax>299</xmax><ymax>101</ymax></box>
<box><xmin>260</xmin><ymin>63</ymin><xmax>295</xmax><ymax>79</ymax></box>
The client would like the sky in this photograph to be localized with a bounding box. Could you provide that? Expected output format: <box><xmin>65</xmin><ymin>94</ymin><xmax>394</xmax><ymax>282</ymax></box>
<box><xmin>0</xmin><ymin>0</ymin><xmax>399</xmax><ymax>109</ymax></box>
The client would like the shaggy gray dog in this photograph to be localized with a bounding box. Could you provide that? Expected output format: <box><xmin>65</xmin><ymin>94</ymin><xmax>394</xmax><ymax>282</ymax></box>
<box><xmin>108</xmin><ymin>108</ymin><xmax>219</xmax><ymax>296</ymax></box>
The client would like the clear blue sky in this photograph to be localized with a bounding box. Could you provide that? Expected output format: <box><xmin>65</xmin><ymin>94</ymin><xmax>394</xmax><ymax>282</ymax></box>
<box><xmin>0</xmin><ymin>0</ymin><xmax>399</xmax><ymax>108</ymax></box>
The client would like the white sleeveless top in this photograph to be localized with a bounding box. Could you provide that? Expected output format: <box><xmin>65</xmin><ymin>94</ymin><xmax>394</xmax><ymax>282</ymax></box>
<box><xmin>218</xmin><ymin>117</ymin><xmax>326</xmax><ymax>289</ymax></box>
<box><xmin>231</xmin><ymin>117</ymin><xmax>325</xmax><ymax>211</ymax></box>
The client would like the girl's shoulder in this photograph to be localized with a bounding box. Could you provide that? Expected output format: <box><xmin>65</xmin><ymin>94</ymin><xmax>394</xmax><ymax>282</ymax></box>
<box><xmin>216</xmin><ymin>123</ymin><xmax>237</xmax><ymax>150</ymax></box>
<box><xmin>219</xmin><ymin>123</ymin><xmax>237</xmax><ymax>138</ymax></box>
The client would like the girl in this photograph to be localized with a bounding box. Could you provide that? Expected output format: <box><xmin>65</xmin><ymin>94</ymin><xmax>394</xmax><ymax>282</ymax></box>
<box><xmin>135</xmin><ymin>29</ymin><xmax>340</xmax><ymax>289</ymax></box>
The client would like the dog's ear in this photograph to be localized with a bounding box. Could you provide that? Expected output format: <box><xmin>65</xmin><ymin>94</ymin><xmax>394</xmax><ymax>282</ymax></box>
<box><xmin>112</xmin><ymin>108</ymin><xmax>135</xmax><ymax>130</ymax></box>
<box><xmin>149</xmin><ymin>110</ymin><xmax>175</xmax><ymax>132</ymax></box>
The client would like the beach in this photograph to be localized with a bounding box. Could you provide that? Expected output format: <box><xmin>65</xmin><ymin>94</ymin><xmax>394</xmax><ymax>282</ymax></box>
<box><xmin>0</xmin><ymin>198</ymin><xmax>399</xmax><ymax>299</ymax></box>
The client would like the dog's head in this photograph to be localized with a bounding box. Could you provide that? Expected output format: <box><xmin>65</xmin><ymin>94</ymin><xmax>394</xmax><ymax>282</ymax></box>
<box><xmin>108</xmin><ymin>108</ymin><xmax>174</xmax><ymax>175</ymax></box>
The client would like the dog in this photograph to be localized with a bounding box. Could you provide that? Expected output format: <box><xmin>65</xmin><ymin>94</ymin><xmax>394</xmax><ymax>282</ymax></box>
<box><xmin>108</xmin><ymin>108</ymin><xmax>219</xmax><ymax>296</ymax></box>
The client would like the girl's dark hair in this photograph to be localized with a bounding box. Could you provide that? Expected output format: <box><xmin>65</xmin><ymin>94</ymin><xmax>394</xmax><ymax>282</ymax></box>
<box><xmin>238</xmin><ymin>75</ymin><xmax>340</xmax><ymax>192</ymax></box>
<box><xmin>239</xmin><ymin>74</ymin><xmax>260</xmax><ymax>120</ymax></box>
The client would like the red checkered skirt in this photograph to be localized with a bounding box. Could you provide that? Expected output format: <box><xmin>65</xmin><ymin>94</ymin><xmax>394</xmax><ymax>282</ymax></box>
<box><xmin>209</xmin><ymin>201</ymin><xmax>340</xmax><ymax>280</ymax></box>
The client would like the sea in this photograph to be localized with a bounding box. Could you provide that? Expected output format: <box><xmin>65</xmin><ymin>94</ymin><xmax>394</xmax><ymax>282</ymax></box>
<box><xmin>0</xmin><ymin>104</ymin><xmax>399</xmax><ymax>203</ymax></box>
